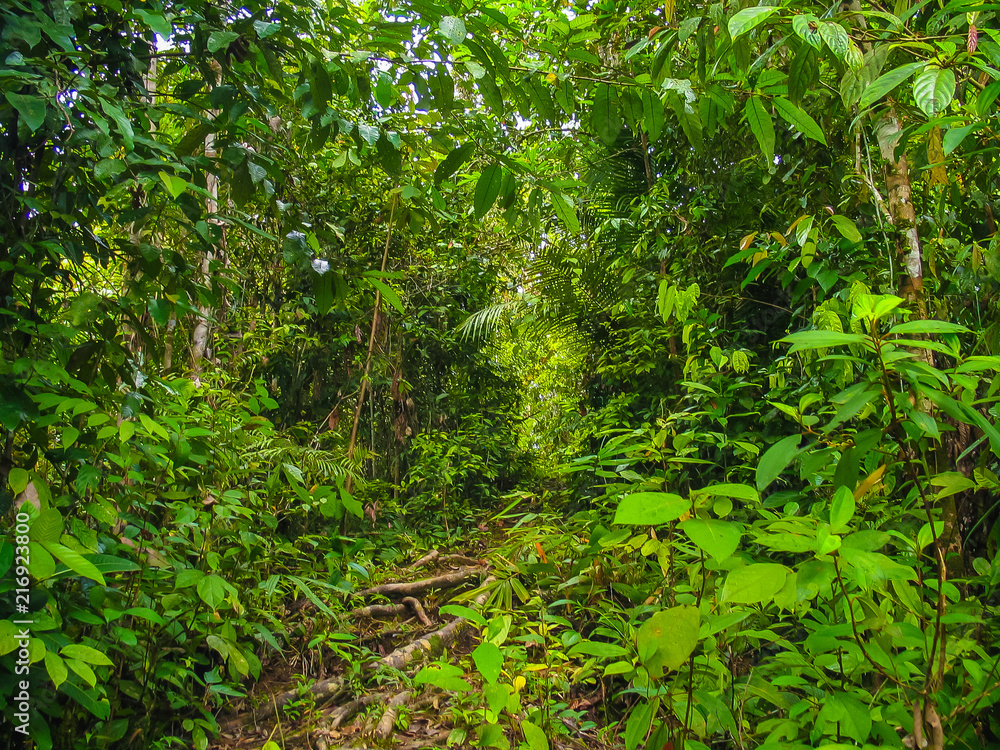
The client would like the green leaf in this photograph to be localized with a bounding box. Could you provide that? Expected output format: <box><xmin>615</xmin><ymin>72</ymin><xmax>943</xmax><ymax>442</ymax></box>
<box><xmin>550</xmin><ymin>192</ymin><xmax>580</xmax><ymax>234</ymax></box>
<box><xmin>592</xmin><ymin>83</ymin><xmax>622</xmax><ymax>146</ymax></box>
<box><xmin>134</xmin><ymin>9</ymin><xmax>172</xmax><ymax>37</ymax></box>
<box><xmin>62</xmin><ymin>644</ymin><xmax>114</xmax><ymax>667</ymax></box>
<box><xmin>858</xmin><ymin>62</ymin><xmax>924</xmax><ymax>110</ymax></box>
<box><xmin>9</xmin><ymin>468</ymin><xmax>29</xmax><ymax>494</ymax></box>
<box><xmin>208</xmin><ymin>31</ymin><xmax>240</xmax><ymax>53</ymax></box>
<box><xmin>792</xmin><ymin>14</ymin><xmax>823</xmax><ymax>50</ymax></box>
<box><xmin>693</xmin><ymin>483</ymin><xmax>759</xmax><ymax>503</ymax></box>
<box><xmin>472</xmin><ymin>642</ymin><xmax>503</xmax><ymax>684</ymax></box>
<box><xmin>816</xmin><ymin>692</ymin><xmax>872</xmax><ymax>743</ymax></box>
<box><xmin>976</xmin><ymin>80</ymin><xmax>1000</xmax><ymax>117</ymax></box>
<box><xmin>439</xmin><ymin>16</ymin><xmax>467</xmax><ymax>45</ymax></box>
<box><xmin>829</xmin><ymin>485</ymin><xmax>856</xmax><ymax>532</ymax></box>
<box><xmin>641</xmin><ymin>89</ymin><xmax>665</xmax><ymax>141</ymax></box>
<box><xmin>888</xmin><ymin>319</ymin><xmax>969</xmax><ymax>335</ymax></box>
<box><xmin>819</xmin><ymin>22</ymin><xmax>850</xmax><ymax>60</ymax></box>
<box><xmin>158</xmin><ymin>172</ymin><xmax>188</xmax><ymax>198</ymax></box>
<box><xmin>45</xmin><ymin>651</ymin><xmax>68</xmax><ymax>688</ymax></box>
<box><xmin>720</xmin><ymin>563</ymin><xmax>788</xmax><ymax>604</ymax></box>
<box><xmin>568</xmin><ymin>640</ymin><xmax>629</xmax><ymax>658</ymax></box>
<box><xmin>43</xmin><ymin>543</ymin><xmax>106</xmax><ymax>585</ymax></box>
<box><xmin>434</xmin><ymin>142</ymin><xmax>475</xmax><ymax>185</ymax></box>
<box><xmin>636</xmin><ymin>606</ymin><xmax>700</xmax><ymax>673</ymax></box>
<box><xmin>756</xmin><ymin>434</ymin><xmax>803</xmax><ymax>491</ymax></box>
<box><xmin>521</xmin><ymin>721</ymin><xmax>548</xmax><ymax>750</ymax></box>
<box><xmin>196</xmin><ymin>574</ymin><xmax>228</xmax><ymax>609</ymax></box>
<box><xmin>367</xmin><ymin>277</ymin><xmax>404</xmax><ymax>314</ymax></box>
<box><xmin>474</xmin><ymin>164</ymin><xmax>503</xmax><ymax>219</ymax></box>
<box><xmin>60</xmin><ymin>680</ymin><xmax>110</xmax><ymax>720</ymax></box>
<box><xmin>772</xmin><ymin>97</ymin><xmax>826</xmax><ymax>144</ymax></box>
<box><xmin>728</xmin><ymin>7</ymin><xmax>777</xmax><ymax>39</ymax></box>
<box><xmin>943</xmin><ymin>123</ymin><xmax>976</xmax><ymax>154</ymax></box>
<box><xmin>780</xmin><ymin>330</ymin><xmax>871</xmax><ymax>352</ymax></box>
<box><xmin>414</xmin><ymin>663</ymin><xmax>472</xmax><ymax>692</ymax></box>
<box><xmin>679</xmin><ymin>519</ymin><xmax>741</xmax><ymax>561</ymax></box>
<box><xmin>5</xmin><ymin>92</ymin><xmax>46</xmax><ymax>132</ymax></box>
<box><xmin>913</xmin><ymin>67</ymin><xmax>956</xmax><ymax>116</ymax></box>
<box><xmin>614</xmin><ymin>492</ymin><xmax>689</xmax><ymax>525</ymax></box>
<box><xmin>439</xmin><ymin>604</ymin><xmax>486</xmax><ymax>626</ymax></box>
<box><xmin>744</xmin><ymin>96</ymin><xmax>774</xmax><ymax>164</ymax></box>
<box><xmin>829</xmin><ymin>214</ymin><xmax>862</xmax><ymax>243</ymax></box>
<box><xmin>624</xmin><ymin>700</ymin><xmax>656</xmax><ymax>750</ymax></box>
<box><xmin>30</xmin><ymin>508</ymin><xmax>63</xmax><ymax>544</ymax></box>
<box><xmin>788</xmin><ymin>46</ymin><xmax>819</xmax><ymax>104</ymax></box>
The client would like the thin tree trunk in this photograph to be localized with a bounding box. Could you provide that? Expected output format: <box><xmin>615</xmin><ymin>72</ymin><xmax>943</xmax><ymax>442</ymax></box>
<box><xmin>874</xmin><ymin>112</ymin><xmax>926</xmax><ymax>316</ymax></box>
<box><xmin>345</xmin><ymin>198</ymin><xmax>397</xmax><ymax>501</ymax></box>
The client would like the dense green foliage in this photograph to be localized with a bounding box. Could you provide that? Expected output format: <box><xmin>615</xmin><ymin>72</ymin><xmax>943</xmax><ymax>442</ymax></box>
<box><xmin>2</xmin><ymin>0</ymin><xmax>1000</xmax><ymax>747</ymax></box>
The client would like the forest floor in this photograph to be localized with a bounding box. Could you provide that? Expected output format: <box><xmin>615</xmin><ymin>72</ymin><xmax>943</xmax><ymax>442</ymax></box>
<box><xmin>212</xmin><ymin>521</ymin><xmax>619</xmax><ymax>750</ymax></box>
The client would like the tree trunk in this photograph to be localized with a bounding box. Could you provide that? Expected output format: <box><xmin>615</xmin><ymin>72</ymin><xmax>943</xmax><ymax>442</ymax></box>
<box><xmin>874</xmin><ymin>112</ymin><xmax>925</xmax><ymax>316</ymax></box>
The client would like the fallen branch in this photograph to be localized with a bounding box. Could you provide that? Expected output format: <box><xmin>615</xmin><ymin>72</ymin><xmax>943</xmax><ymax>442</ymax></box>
<box><xmin>375</xmin><ymin>690</ymin><xmax>413</xmax><ymax>738</ymax></box>
<box><xmin>353</xmin><ymin>566</ymin><xmax>486</xmax><ymax>599</ymax></box>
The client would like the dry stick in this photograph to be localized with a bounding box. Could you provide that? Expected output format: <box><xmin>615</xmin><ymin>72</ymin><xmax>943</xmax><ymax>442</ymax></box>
<box><xmin>374</xmin><ymin>579</ymin><xmax>494</xmax><ymax>672</ymax></box>
<box><xmin>344</xmin><ymin>197</ymin><xmax>397</xmax><ymax>507</ymax></box>
<box><xmin>352</xmin><ymin>565</ymin><xmax>485</xmax><ymax>599</ymax></box>
<box><xmin>375</xmin><ymin>690</ymin><xmax>414</xmax><ymax>739</ymax></box>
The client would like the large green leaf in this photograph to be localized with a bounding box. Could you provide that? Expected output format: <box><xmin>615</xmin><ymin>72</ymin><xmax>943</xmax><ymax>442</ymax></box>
<box><xmin>744</xmin><ymin>96</ymin><xmax>774</xmax><ymax>164</ymax></box>
<box><xmin>439</xmin><ymin>16</ymin><xmax>467</xmax><ymax>45</ymax></box>
<box><xmin>614</xmin><ymin>492</ymin><xmax>689</xmax><ymax>525</ymax></box>
<box><xmin>43</xmin><ymin>543</ymin><xmax>106</xmax><ymax>585</ymax></box>
<box><xmin>5</xmin><ymin>92</ymin><xmax>47</xmax><ymax>132</ymax></box>
<box><xmin>720</xmin><ymin>563</ymin><xmax>788</xmax><ymax>604</ymax></box>
<box><xmin>434</xmin><ymin>142</ymin><xmax>475</xmax><ymax>185</ymax></box>
<box><xmin>779</xmin><ymin>330</ymin><xmax>870</xmax><ymax>353</ymax></box>
<box><xmin>756</xmin><ymin>434</ymin><xmax>803</xmax><ymax>490</ymax></box>
<box><xmin>641</xmin><ymin>89</ymin><xmax>665</xmax><ymax>140</ymax></box>
<box><xmin>728</xmin><ymin>7</ymin><xmax>777</xmax><ymax>39</ymax></box>
<box><xmin>474</xmin><ymin>164</ymin><xmax>504</xmax><ymax>219</ymax></box>
<box><xmin>636</xmin><ymin>606</ymin><xmax>700</xmax><ymax>673</ymax></box>
<box><xmin>472</xmin><ymin>642</ymin><xmax>503</xmax><ymax>684</ymax></box>
<box><xmin>913</xmin><ymin>66</ymin><xmax>956</xmax><ymax>116</ymax></box>
<box><xmin>592</xmin><ymin>83</ymin><xmax>622</xmax><ymax>146</ymax></box>
<box><xmin>792</xmin><ymin>14</ymin><xmax>823</xmax><ymax>49</ymax></box>
<box><xmin>772</xmin><ymin>97</ymin><xmax>826</xmax><ymax>144</ymax></box>
<box><xmin>550</xmin><ymin>191</ymin><xmax>580</xmax><ymax>233</ymax></box>
<box><xmin>819</xmin><ymin>21</ymin><xmax>850</xmax><ymax>60</ymax></box>
<box><xmin>680</xmin><ymin>519</ymin><xmax>741</xmax><ymax>561</ymax></box>
<box><xmin>858</xmin><ymin>62</ymin><xmax>923</xmax><ymax>110</ymax></box>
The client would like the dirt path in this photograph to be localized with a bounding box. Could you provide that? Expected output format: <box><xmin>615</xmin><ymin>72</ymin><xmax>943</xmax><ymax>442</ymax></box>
<box><xmin>211</xmin><ymin>545</ymin><xmax>611</xmax><ymax>750</ymax></box>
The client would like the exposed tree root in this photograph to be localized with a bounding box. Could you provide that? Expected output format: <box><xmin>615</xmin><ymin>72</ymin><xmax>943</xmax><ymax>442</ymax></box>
<box><xmin>374</xmin><ymin>582</ymin><xmax>493</xmax><ymax>671</ymax></box>
<box><xmin>223</xmin><ymin>676</ymin><xmax>348</xmax><ymax>731</ymax></box>
<box><xmin>375</xmin><ymin>690</ymin><xmax>413</xmax><ymax>738</ymax></box>
<box><xmin>408</xmin><ymin>549</ymin><xmax>481</xmax><ymax>570</ymax></box>
<box><xmin>348</xmin><ymin>602</ymin><xmax>409</xmax><ymax>619</ymax></box>
<box><xmin>401</xmin><ymin>596</ymin><xmax>432</xmax><ymax>626</ymax></box>
<box><xmin>324</xmin><ymin>691</ymin><xmax>388</xmax><ymax>731</ymax></box>
<box><xmin>407</xmin><ymin>549</ymin><xmax>440</xmax><ymax>569</ymax></box>
<box><xmin>352</xmin><ymin>565</ymin><xmax>486</xmax><ymax>599</ymax></box>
